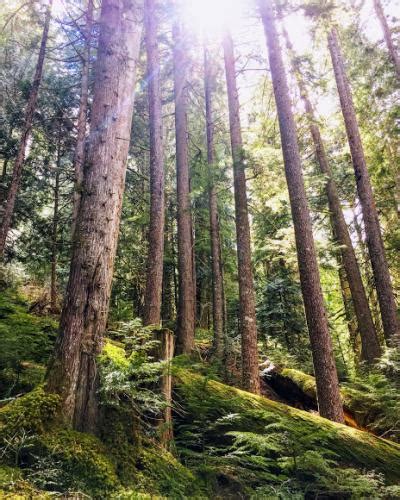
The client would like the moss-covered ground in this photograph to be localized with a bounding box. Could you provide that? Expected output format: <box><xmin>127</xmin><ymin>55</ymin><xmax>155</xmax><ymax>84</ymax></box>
<box><xmin>1</xmin><ymin>293</ymin><xmax>400</xmax><ymax>498</ymax></box>
<box><xmin>0</xmin><ymin>290</ymin><xmax>57</xmax><ymax>398</ymax></box>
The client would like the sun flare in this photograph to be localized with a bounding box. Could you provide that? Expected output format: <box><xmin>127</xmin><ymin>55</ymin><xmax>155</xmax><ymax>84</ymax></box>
<box><xmin>181</xmin><ymin>0</ymin><xmax>247</xmax><ymax>36</ymax></box>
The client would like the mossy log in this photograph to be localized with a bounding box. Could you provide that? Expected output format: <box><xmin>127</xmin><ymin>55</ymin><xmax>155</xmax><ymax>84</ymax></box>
<box><xmin>261</xmin><ymin>367</ymin><xmax>365</xmax><ymax>430</ymax></box>
<box><xmin>173</xmin><ymin>366</ymin><xmax>400</xmax><ymax>482</ymax></box>
<box><xmin>264</xmin><ymin>367</ymin><xmax>399</xmax><ymax>435</ymax></box>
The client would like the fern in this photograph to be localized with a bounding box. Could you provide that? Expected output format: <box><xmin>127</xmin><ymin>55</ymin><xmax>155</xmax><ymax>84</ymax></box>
<box><xmin>98</xmin><ymin>320</ymin><xmax>166</xmax><ymax>417</ymax></box>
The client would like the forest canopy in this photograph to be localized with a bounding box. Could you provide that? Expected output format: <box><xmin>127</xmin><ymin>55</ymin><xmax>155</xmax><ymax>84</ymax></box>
<box><xmin>0</xmin><ymin>0</ymin><xmax>399</xmax><ymax>497</ymax></box>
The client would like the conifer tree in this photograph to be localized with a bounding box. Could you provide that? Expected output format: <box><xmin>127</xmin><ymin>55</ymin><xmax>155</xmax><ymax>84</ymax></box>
<box><xmin>223</xmin><ymin>31</ymin><xmax>260</xmax><ymax>394</ymax></box>
<box><xmin>46</xmin><ymin>0</ymin><xmax>143</xmax><ymax>431</ymax></box>
<box><xmin>0</xmin><ymin>0</ymin><xmax>53</xmax><ymax>257</ymax></box>
<box><xmin>281</xmin><ymin>24</ymin><xmax>381</xmax><ymax>364</ymax></box>
<box><xmin>143</xmin><ymin>0</ymin><xmax>165</xmax><ymax>326</ymax></box>
<box><xmin>258</xmin><ymin>0</ymin><xmax>344</xmax><ymax>422</ymax></box>
<box><xmin>173</xmin><ymin>14</ymin><xmax>196</xmax><ymax>353</ymax></box>
<box><xmin>328</xmin><ymin>27</ymin><xmax>400</xmax><ymax>345</ymax></box>
<box><xmin>204</xmin><ymin>44</ymin><xmax>225</xmax><ymax>359</ymax></box>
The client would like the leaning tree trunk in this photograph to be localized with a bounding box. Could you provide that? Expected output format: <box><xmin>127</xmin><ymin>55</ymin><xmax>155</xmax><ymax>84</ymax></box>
<box><xmin>0</xmin><ymin>0</ymin><xmax>53</xmax><ymax>257</ymax></box>
<box><xmin>259</xmin><ymin>0</ymin><xmax>344</xmax><ymax>423</ymax></box>
<box><xmin>204</xmin><ymin>45</ymin><xmax>225</xmax><ymax>359</ymax></box>
<box><xmin>143</xmin><ymin>0</ymin><xmax>165</xmax><ymax>326</ymax></box>
<box><xmin>328</xmin><ymin>27</ymin><xmax>400</xmax><ymax>345</ymax></box>
<box><xmin>173</xmin><ymin>17</ymin><xmax>195</xmax><ymax>354</ymax></box>
<box><xmin>71</xmin><ymin>0</ymin><xmax>93</xmax><ymax>240</ymax></box>
<box><xmin>337</xmin><ymin>258</ymin><xmax>360</xmax><ymax>362</ymax></box>
<box><xmin>46</xmin><ymin>0</ymin><xmax>143</xmax><ymax>432</ymax></box>
<box><xmin>281</xmin><ymin>25</ymin><xmax>381</xmax><ymax>364</ymax></box>
<box><xmin>223</xmin><ymin>32</ymin><xmax>260</xmax><ymax>394</ymax></box>
<box><xmin>373</xmin><ymin>0</ymin><xmax>400</xmax><ymax>80</ymax></box>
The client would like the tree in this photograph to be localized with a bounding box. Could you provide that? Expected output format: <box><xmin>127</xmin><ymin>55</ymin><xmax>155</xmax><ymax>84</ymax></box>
<box><xmin>173</xmin><ymin>15</ymin><xmax>196</xmax><ymax>354</ymax></box>
<box><xmin>0</xmin><ymin>0</ymin><xmax>53</xmax><ymax>257</ymax></box>
<box><xmin>50</xmin><ymin>117</ymin><xmax>62</xmax><ymax>314</ymax></box>
<box><xmin>281</xmin><ymin>24</ymin><xmax>381</xmax><ymax>364</ymax></box>
<box><xmin>328</xmin><ymin>27</ymin><xmax>400</xmax><ymax>345</ymax></box>
<box><xmin>223</xmin><ymin>31</ymin><xmax>260</xmax><ymax>394</ymax></box>
<box><xmin>204</xmin><ymin>45</ymin><xmax>225</xmax><ymax>359</ymax></box>
<box><xmin>143</xmin><ymin>0</ymin><xmax>165</xmax><ymax>326</ymax></box>
<box><xmin>46</xmin><ymin>0</ymin><xmax>143</xmax><ymax>432</ymax></box>
<box><xmin>71</xmin><ymin>0</ymin><xmax>93</xmax><ymax>239</ymax></box>
<box><xmin>373</xmin><ymin>0</ymin><xmax>400</xmax><ymax>81</ymax></box>
<box><xmin>258</xmin><ymin>0</ymin><xmax>344</xmax><ymax>423</ymax></box>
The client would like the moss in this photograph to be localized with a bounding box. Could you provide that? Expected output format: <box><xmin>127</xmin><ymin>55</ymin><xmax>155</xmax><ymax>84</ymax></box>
<box><xmin>0</xmin><ymin>465</ymin><xmax>22</xmax><ymax>486</ymax></box>
<box><xmin>0</xmin><ymin>388</ymin><xmax>120</xmax><ymax>496</ymax></box>
<box><xmin>0</xmin><ymin>466</ymin><xmax>51</xmax><ymax>499</ymax></box>
<box><xmin>0</xmin><ymin>386</ymin><xmax>60</xmax><ymax>440</ymax></box>
<box><xmin>100</xmin><ymin>402</ymin><xmax>205</xmax><ymax>498</ymax></box>
<box><xmin>280</xmin><ymin>368</ymin><xmax>317</xmax><ymax>398</ymax></box>
<box><xmin>99</xmin><ymin>341</ymin><xmax>129</xmax><ymax>370</ymax></box>
<box><xmin>134</xmin><ymin>445</ymin><xmax>202</xmax><ymax>498</ymax></box>
<box><xmin>36</xmin><ymin>429</ymin><xmax>120</xmax><ymax>497</ymax></box>
<box><xmin>0</xmin><ymin>290</ymin><xmax>58</xmax><ymax>397</ymax></box>
<box><xmin>101</xmin><ymin>406</ymin><xmax>141</xmax><ymax>485</ymax></box>
<box><xmin>113</xmin><ymin>491</ymin><xmax>165</xmax><ymax>499</ymax></box>
<box><xmin>172</xmin><ymin>354</ymin><xmax>222</xmax><ymax>380</ymax></box>
<box><xmin>173</xmin><ymin>367</ymin><xmax>400</xmax><ymax>484</ymax></box>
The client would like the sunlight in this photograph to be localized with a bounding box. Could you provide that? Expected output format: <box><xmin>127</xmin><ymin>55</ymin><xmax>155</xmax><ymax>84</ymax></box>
<box><xmin>181</xmin><ymin>0</ymin><xmax>246</xmax><ymax>36</ymax></box>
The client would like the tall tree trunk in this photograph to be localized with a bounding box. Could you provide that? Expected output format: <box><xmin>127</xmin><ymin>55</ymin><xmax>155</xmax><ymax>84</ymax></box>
<box><xmin>373</xmin><ymin>0</ymin><xmax>400</xmax><ymax>80</ymax></box>
<box><xmin>143</xmin><ymin>0</ymin><xmax>165</xmax><ymax>326</ymax></box>
<box><xmin>281</xmin><ymin>25</ymin><xmax>381</xmax><ymax>364</ymax></box>
<box><xmin>352</xmin><ymin>204</ymin><xmax>383</xmax><ymax>337</ymax></box>
<box><xmin>259</xmin><ymin>0</ymin><xmax>344</xmax><ymax>423</ymax></box>
<box><xmin>337</xmin><ymin>259</ymin><xmax>360</xmax><ymax>362</ymax></box>
<box><xmin>162</xmin><ymin>205</ymin><xmax>175</xmax><ymax>322</ymax></box>
<box><xmin>328</xmin><ymin>27</ymin><xmax>400</xmax><ymax>345</ymax></box>
<box><xmin>223</xmin><ymin>32</ymin><xmax>260</xmax><ymax>394</ymax></box>
<box><xmin>46</xmin><ymin>0</ymin><xmax>143</xmax><ymax>432</ymax></box>
<box><xmin>50</xmin><ymin>130</ymin><xmax>61</xmax><ymax>314</ymax></box>
<box><xmin>71</xmin><ymin>0</ymin><xmax>93</xmax><ymax>239</ymax></box>
<box><xmin>0</xmin><ymin>159</ymin><xmax>9</xmax><ymax>207</ymax></box>
<box><xmin>204</xmin><ymin>45</ymin><xmax>225</xmax><ymax>358</ymax></box>
<box><xmin>1</xmin><ymin>159</ymin><xmax>8</xmax><ymax>180</ymax></box>
<box><xmin>172</xmin><ymin>17</ymin><xmax>195</xmax><ymax>354</ymax></box>
<box><xmin>0</xmin><ymin>0</ymin><xmax>53</xmax><ymax>257</ymax></box>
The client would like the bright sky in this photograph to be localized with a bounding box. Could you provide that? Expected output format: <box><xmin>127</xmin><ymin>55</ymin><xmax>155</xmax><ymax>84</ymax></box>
<box><xmin>49</xmin><ymin>0</ymin><xmax>399</xmax><ymax>122</ymax></box>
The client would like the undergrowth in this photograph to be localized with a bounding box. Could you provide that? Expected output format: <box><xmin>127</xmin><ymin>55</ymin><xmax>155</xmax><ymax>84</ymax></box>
<box><xmin>173</xmin><ymin>363</ymin><xmax>400</xmax><ymax>498</ymax></box>
<box><xmin>0</xmin><ymin>289</ymin><xmax>57</xmax><ymax>398</ymax></box>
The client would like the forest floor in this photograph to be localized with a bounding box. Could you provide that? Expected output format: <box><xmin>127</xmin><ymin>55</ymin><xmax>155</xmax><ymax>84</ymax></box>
<box><xmin>0</xmin><ymin>285</ymin><xmax>400</xmax><ymax>499</ymax></box>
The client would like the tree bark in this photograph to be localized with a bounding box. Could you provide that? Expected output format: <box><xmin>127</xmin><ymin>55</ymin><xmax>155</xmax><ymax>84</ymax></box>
<box><xmin>204</xmin><ymin>45</ymin><xmax>225</xmax><ymax>359</ymax></box>
<box><xmin>281</xmin><ymin>25</ymin><xmax>381</xmax><ymax>364</ymax></box>
<box><xmin>328</xmin><ymin>27</ymin><xmax>400</xmax><ymax>345</ymax></box>
<box><xmin>223</xmin><ymin>32</ymin><xmax>260</xmax><ymax>394</ymax></box>
<box><xmin>46</xmin><ymin>0</ymin><xmax>143</xmax><ymax>432</ymax></box>
<box><xmin>50</xmin><ymin>128</ymin><xmax>61</xmax><ymax>314</ymax></box>
<box><xmin>373</xmin><ymin>0</ymin><xmax>400</xmax><ymax>80</ymax></box>
<box><xmin>0</xmin><ymin>0</ymin><xmax>53</xmax><ymax>257</ymax></box>
<box><xmin>337</xmin><ymin>258</ymin><xmax>360</xmax><ymax>361</ymax></box>
<box><xmin>153</xmin><ymin>329</ymin><xmax>174</xmax><ymax>448</ymax></box>
<box><xmin>162</xmin><ymin>202</ymin><xmax>176</xmax><ymax>322</ymax></box>
<box><xmin>1</xmin><ymin>159</ymin><xmax>8</xmax><ymax>180</ymax></box>
<box><xmin>143</xmin><ymin>0</ymin><xmax>165</xmax><ymax>326</ymax></box>
<box><xmin>352</xmin><ymin>204</ymin><xmax>383</xmax><ymax>337</ymax></box>
<box><xmin>172</xmin><ymin>17</ymin><xmax>195</xmax><ymax>354</ymax></box>
<box><xmin>71</xmin><ymin>0</ymin><xmax>93</xmax><ymax>240</ymax></box>
<box><xmin>259</xmin><ymin>0</ymin><xmax>344</xmax><ymax>423</ymax></box>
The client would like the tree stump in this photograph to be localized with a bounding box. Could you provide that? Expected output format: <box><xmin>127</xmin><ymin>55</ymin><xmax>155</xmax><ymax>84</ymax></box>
<box><xmin>153</xmin><ymin>329</ymin><xmax>174</xmax><ymax>448</ymax></box>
